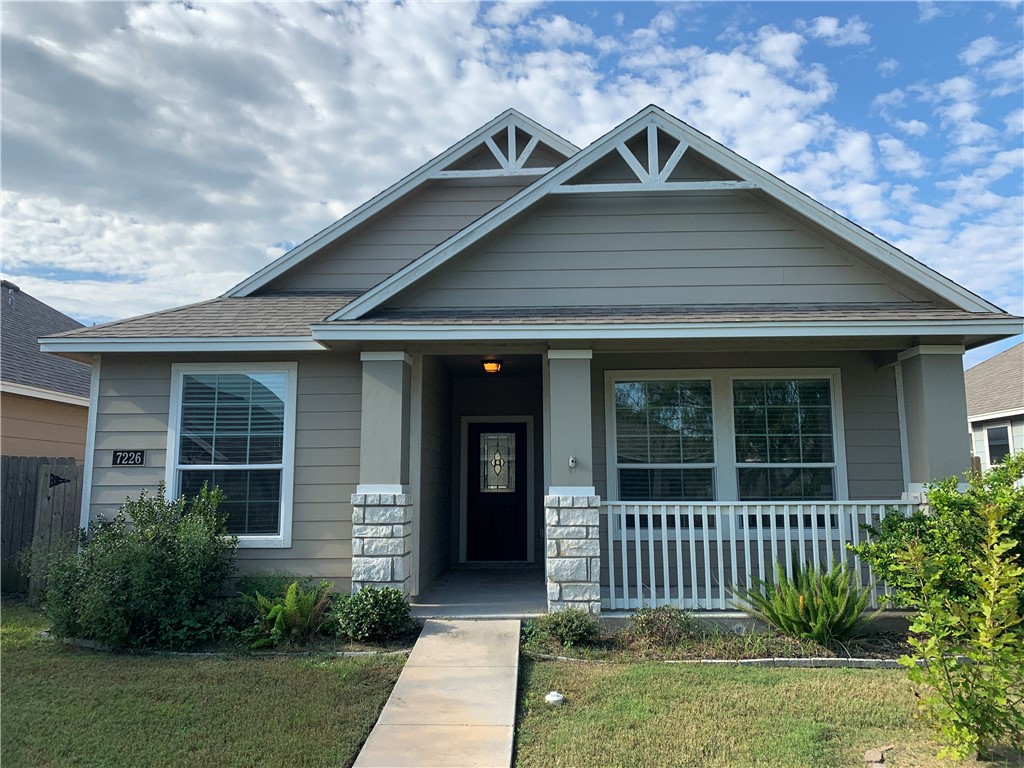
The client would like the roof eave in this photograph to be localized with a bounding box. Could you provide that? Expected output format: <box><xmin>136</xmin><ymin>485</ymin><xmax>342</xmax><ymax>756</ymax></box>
<box><xmin>310</xmin><ymin>317</ymin><xmax>1024</xmax><ymax>343</ymax></box>
<box><xmin>39</xmin><ymin>336</ymin><xmax>329</xmax><ymax>355</ymax></box>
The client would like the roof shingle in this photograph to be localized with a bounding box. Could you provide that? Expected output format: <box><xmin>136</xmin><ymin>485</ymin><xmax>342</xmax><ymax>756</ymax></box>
<box><xmin>1</xmin><ymin>281</ymin><xmax>91</xmax><ymax>397</ymax></box>
<box><xmin>965</xmin><ymin>342</ymin><xmax>1024</xmax><ymax>419</ymax></box>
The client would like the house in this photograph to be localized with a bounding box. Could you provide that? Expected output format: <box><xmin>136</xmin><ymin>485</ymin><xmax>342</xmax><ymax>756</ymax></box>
<box><xmin>2</xmin><ymin>280</ymin><xmax>91</xmax><ymax>460</ymax></box>
<box><xmin>965</xmin><ymin>342</ymin><xmax>1023</xmax><ymax>470</ymax></box>
<box><xmin>40</xmin><ymin>106</ymin><xmax>1023</xmax><ymax>613</ymax></box>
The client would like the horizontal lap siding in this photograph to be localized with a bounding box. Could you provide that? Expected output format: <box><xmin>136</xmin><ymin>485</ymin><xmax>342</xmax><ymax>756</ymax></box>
<box><xmin>0</xmin><ymin>393</ymin><xmax>88</xmax><ymax>460</ymax></box>
<box><xmin>591</xmin><ymin>350</ymin><xmax>905</xmax><ymax>502</ymax></box>
<box><xmin>268</xmin><ymin>179</ymin><xmax>533</xmax><ymax>292</ymax></box>
<box><xmin>396</xmin><ymin>194</ymin><xmax>925</xmax><ymax>308</ymax></box>
<box><xmin>89</xmin><ymin>354</ymin><xmax>360</xmax><ymax>588</ymax></box>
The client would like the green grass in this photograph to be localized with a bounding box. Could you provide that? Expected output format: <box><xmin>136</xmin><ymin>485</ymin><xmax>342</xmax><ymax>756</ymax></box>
<box><xmin>1</xmin><ymin>603</ymin><xmax>403</xmax><ymax>768</ymax></box>
<box><xmin>515</xmin><ymin>659</ymin><xmax>1022</xmax><ymax>768</ymax></box>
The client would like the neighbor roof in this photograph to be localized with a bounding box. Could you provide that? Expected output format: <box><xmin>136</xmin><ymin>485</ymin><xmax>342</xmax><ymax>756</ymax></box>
<box><xmin>1</xmin><ymin>280</ymin><xmax>91</xmax><ymax>398</ymax></box>
<box><xmin>965</xmin><ymin>342</ymin><xmax>1024</xmax><ymax>420</ymax></box>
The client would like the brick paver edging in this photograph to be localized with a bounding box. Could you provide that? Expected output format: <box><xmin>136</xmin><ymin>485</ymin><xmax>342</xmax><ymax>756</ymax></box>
<box><xmin>524</xmin><ymin>650</ymin><xmax>955</xmax><ymax>669</ymax></box>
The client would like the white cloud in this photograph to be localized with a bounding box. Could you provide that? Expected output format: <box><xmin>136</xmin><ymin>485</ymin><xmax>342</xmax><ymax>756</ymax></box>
<box><xmin>917</xmin><ymin>2</ymin><xmax>943</xmax><ymax>23</ymax></box>
<box><xmin>755</xmin><ymin>25</ymin><xmax>805</xmax><ymax>70</ymax></box>
<box><xmin>483</xmin><ymin>1</ymin><xmax>543</xmax><ymax>27</ymax></box>
<box><xmin>959</xmin><ymin>35</ymin><xmax>1001</xmax><ymax>65</ymax></box>
<box><xmin>894</xmin><ymin>119</ymin><xmax>930</xmax><ymax>137</ymax></box>
<box><xmin>797</xmin><ymin>16</ymin><xmax>871</xmax><ymax>46</ymax></box>
<box><xmin>877</xmin><ymin>135</ymin><xmax>928</xmax><ymax>178</ymax></box>
<box><xmin>521</xmin><ymin>14</ymin><xmax>595</xmax><ymax>47</ymax></box>
<box><xmin>877</xmin><ymin>58</ymin><xmax>899</xmax><ymax>76</ymax></box>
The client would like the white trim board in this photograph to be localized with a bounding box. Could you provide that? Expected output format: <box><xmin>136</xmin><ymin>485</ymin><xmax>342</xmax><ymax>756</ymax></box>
<box><xmin>311</xmin><ymin>317</ymin><xmax>1024</xmax><ymax>342</ymax></box>
<box><xmin>224</xmin><ymin>110</ymin><xmax>578</xmax><ymax>297</ymax></box>
<box><xmin>0</xmin><ymin>381</ymin><xmax>90</xmax><ymax>407</ymax></box>
<box><xmin>969</xmin><ymin>407</ymin><xmax>1024</xmax><ymax>423</ymax></box>
<box><xmin>330</xmin><ymin>105</ymin><xmax>1004</xmax><ymax>321</ymax></box>
<box><xmin>40</xmin><ymin>337</ymin><xmax>328</xmax><ymax>354</ymax></box>
<box><xmin>79</xmin><ymin>356</ymin><xmax>101</xmax><ymax>530</ymax></box>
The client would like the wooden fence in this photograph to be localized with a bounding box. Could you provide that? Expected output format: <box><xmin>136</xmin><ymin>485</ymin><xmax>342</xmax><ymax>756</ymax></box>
<box><xmin>1</xmin><ymin>456</ymin><xmax>83</xmax><ymax>595</ymax></box>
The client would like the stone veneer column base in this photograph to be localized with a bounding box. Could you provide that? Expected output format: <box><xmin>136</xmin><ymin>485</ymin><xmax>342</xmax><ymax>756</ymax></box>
<box><xmin>544</xmin><ymin>494</ymin><xmax>602</xmax><ymax>613</ymax></box>
<box><xmin>350</xmin><ymin>493</ymin><xmax>413</xmax><ymax>595</ymax></box>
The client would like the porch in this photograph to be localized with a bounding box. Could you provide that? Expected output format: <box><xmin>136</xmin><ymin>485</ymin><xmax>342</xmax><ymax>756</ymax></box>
<box><xmin>599</xmin><ymin>500</ymin><xmax>917</xmax><ymax>611</ymax></box>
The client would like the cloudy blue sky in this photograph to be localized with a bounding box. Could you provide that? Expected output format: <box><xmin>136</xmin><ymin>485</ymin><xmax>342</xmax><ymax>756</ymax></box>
<box><xmin>2</xmin><ymin>1</ymin><xmax>1021</xmax><ymax>366</ymax></box>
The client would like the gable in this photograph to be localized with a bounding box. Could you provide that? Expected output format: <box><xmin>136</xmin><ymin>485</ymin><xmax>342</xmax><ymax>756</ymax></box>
<box><xmin>383</xmin><ymin>191</ymin><xmax>945</xmax><ymax>310</ymax></box>
<box><xmin>227</xmin><ymin>109</ymin><xmax>577</xmax><ymax>297</ymax></box>
<box><xmin>334</xmin><ymin>106</ymin><xmax>1002</xmax><ymax>320</ymax></box>
<box><xmin>262</xmin><ymin>178</ymin><xmax>535</xmax><ymax>293</ymax></box>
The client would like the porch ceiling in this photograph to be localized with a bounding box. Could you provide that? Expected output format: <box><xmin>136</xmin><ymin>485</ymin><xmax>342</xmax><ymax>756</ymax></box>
<box><xmin>435</xmin><ymin>353</ymin><xmax>542</xmax><ymax>378</ymax></box>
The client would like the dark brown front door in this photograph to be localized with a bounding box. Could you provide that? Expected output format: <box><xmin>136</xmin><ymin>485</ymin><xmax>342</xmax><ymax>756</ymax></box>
<box><xmin>467</xmin><ymin>422</ymin><xmax>528</xmax><ymax>561</ymax></box>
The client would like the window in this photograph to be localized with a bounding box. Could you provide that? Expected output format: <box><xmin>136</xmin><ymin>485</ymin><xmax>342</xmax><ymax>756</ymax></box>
<box><xmin>167</xmin><ymin>364</ymin><xmax>296</xmax><ymax>548</ymax></box>
<box><xmin>985</xmin><ymin>424</ymin><xmax>1012</xmax><ymax>468</ymax></box>
<box><xmin>613</xmin><ymin>379</ymin><xmax>715</xmax><ymax>501</ymax></box>
<box><xmin>607</xmin><ymin>369</ymin><xmax>847</xmax><ymax>505</ymax></box>
<box><xmin>733</xmin><ymin>378</ymin><xmax>836</xmax><ymax>501</ymax></box>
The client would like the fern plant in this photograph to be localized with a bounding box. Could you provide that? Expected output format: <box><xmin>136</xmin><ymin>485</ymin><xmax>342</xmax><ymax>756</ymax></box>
<box><xmin>249</xmin><ymin>580</ymin><xmax>334</xmax><ymax>648</ymax></box>
<box><xmin>732</xmin><ymin>562</ymin><xmax>875</xmax><ymax>649</ymax></box>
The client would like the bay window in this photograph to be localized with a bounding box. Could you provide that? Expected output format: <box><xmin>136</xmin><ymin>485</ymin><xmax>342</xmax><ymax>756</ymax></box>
<box><xmin>166</xmin><ymin>363</ymin><xmax>296</xmax><ymax>547</ymax></box>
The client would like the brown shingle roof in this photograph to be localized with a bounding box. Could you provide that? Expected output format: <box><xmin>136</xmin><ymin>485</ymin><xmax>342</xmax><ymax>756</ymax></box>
<box><xmin>1</xmin><ymin>280</ymin><xmax>91</xmax><ymax>397</ymax></box>
<box><xmin>49</xmin><ymin>293</ymin><xmax>359</xmax><ymax>340</ymax></box>
<box><xmin>965</xmin><ymin>342</ymin><xmax>1024</xmax><ymax>419</ymax></box>
<box><xmin>348</xmin><ymin>303</ymin><xmax>1008</xmax><ymax>325</ymax></box>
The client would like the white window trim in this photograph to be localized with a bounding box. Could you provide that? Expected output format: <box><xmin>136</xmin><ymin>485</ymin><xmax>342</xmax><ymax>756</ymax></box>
<box><xmin>983</xmin><ymin>422</ymin><xmax>1014</xmax><ymax>470</ymax></box>
<box><xmin>604</xmin><ymin>368</ymin><xmax>849</xmax><ymax>504</ymax></box>
<box><xmin>165</xmin><ymin>362</ymin><xmax>297</xmax><ymax>549</ymax></box>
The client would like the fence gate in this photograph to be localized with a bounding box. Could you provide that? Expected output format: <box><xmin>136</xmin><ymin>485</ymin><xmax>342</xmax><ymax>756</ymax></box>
<box><xmin>1</xmin><ymin>456</ymin><xmax>82</xmax><ymax>595</ymax></box>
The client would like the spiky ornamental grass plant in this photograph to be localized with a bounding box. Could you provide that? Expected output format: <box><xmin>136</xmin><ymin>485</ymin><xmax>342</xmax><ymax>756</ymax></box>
<box><xmin>732</xmin><ymin>562</ymin><xmax>875</xmax><ymax>650</ymax></box>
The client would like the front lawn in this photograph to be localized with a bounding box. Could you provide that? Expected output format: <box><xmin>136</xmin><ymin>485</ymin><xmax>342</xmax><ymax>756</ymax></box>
<box><xmin>515</xmin><ymin>659</ymin><xmax>1021</xmax><ymax>767</ymax></box>
<box><xmin>1</xmin><ymin>603</ymin><xmax>403</xmax><ymax>768</ymax></box>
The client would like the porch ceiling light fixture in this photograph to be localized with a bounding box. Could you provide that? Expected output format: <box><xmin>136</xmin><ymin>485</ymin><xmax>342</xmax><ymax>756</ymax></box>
<box><xmin>481</xmin><ymin>359</ymin><xmax>503</xmax><ymax>374</ymax></box>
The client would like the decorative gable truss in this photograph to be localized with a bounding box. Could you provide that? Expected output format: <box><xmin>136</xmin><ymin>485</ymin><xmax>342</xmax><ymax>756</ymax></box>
<box><xmin>554</xmin><ymin>122</ymin><xmax>756</xmax><ymax>195</ymax></box>
<box><xmin>330</xmin><ymin>105</ymin><xmax>1002</xmax><ymax>320</ymax></box>
<box><xmin>225</xmin><ymin>109</ymin><xmax>577</xmax><ymax>297</ymax></box>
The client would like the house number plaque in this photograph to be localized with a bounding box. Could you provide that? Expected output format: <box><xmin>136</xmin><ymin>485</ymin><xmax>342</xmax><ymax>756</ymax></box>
<box><xmin>112</xmin><ymin>450</ymin><xmax>146</xmax><ymax>466</ymax></box>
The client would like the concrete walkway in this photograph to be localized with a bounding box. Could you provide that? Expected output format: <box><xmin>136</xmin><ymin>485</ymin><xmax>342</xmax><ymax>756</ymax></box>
<box><xmin>354</xmin><ymin>619</ymin><xmax>520</xmax><ymax>768</ymax></box>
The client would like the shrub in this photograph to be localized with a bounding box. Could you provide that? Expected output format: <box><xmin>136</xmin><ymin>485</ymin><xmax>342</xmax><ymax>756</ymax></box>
<box><xmin>43</xmin><ymin>483</ymin><xmax>236</xmax><ymax>651</ymax></box>
<box><xmin>629</xmin><ymin>605</ymin><xmax>693</xmax><ymax>650</ymax></box>
<box><xmin>237</xmin><ymin>570</ymin><xmax>317</xmax><ymax>601</ymax></box>
<box><xmin>732</xmin><ymin>562</ymin><xmax>874</xmax><ymax>650</ymax></box>
<box><xmin>334</xmin><ymin>587</ymin><xmax>413</xmax><ymax>642</ymax></box>
<box><xmin>851</xmin><ymin>452</ymin><xmax>1024</xmax><ymax>611</ymax></box>
<box><xmin>897</xmin><ymin>500</ymin><xmax>1024</xmax><ymax>760</ymax></box>
<box><xmin>248</xmin><ymin>580</ymin><xmax>334</xmax><ymax>648</ymax></box>
<box><xmin>534</xmin><ymin>608</ymin><xmax>601</xmax><ymax>648</ymax></box>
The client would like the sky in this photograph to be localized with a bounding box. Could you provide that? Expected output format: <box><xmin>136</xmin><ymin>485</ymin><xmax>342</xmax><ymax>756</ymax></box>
<box><xmin>2</xmin><ymin>1</ymin><xmax>1022</xmax><ymax>368</ymax></box>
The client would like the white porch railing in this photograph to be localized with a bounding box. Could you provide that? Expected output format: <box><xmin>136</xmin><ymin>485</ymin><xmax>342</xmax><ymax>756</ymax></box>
<box><xmin>601</xmin><ymin>501</ymin><xmax>919</xmax><ymax>611</ymax></box>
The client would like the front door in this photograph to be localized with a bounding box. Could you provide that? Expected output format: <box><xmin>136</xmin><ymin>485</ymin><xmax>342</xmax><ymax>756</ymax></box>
<box><xmin>466</xmin><ymin>422</ymin><xmax>528</xmax><ymax>561</ymax></box>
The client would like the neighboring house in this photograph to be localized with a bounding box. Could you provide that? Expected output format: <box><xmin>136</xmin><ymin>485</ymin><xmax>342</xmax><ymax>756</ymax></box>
<box><xmin>40</xmin><ymin>106</ymin><xmax>1023</xmax><ymax>613</ymax></box>
<box><xmin>2</xmin><ymin>280</ymin><xmax>91</xmax><ymax>460</ymax></box>
<box><xmin>965</xmin><ymin>342</ymin><xmax>1023</xmax><ymax>470</ymax></box>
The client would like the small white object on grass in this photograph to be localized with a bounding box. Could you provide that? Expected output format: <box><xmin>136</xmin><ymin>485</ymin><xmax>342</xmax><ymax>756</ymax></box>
<box><xmin>545</xmin><ymin>691</ymin><xmax>564</xmax><ymax>707</ymax></box>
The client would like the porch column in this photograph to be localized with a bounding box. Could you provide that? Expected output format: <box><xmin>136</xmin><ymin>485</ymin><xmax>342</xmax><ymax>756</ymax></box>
<box><xmin>898</xmin><ymin>345</ymin><xmax>972</xmax><ymax>495</ymax></box>
<box><xmin>545</xmin><ymin>350</ymin><xmax>601</xmax><ymax>613</ymax></box>
<box><xmin>351</xmin><ymin>352</ymin><xmax>414</xmax><ymax>595</ymax></box>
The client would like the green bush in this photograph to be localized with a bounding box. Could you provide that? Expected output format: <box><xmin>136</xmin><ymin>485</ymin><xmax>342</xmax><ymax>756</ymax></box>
<box><xmin>534</xmin><ymin>608</ymin><xmax>601</xmax><ymax>648</ymax></box>
<box><xmin>851</xmin><ymin>452</ymin><xmax>1024</xmax><ymax>611</ymax></box>
<box><xmin>334</xmin><ymin>587</ymin><xmax>413</xmax><ymax>642</ymax></box>
<box><xmin>247</xmin><ymin>580</ymin><xmax>334</xmax><ymax>648</ymax></box>
<box><xmin>897</xmin><ymin>496</ymin><xmax>1024</xmax><ymax>759</ymax></box>
<box><xmin>732</xmin><ymin>562</ymin><xmax>874</xmax><ymax>650</ymax></box>
<box><xmin>43</xmin><ymin>483</ymin><xmax>236</xmax><ymax>651</ymax></box>
<box><xmin>629</xmin><ymin>605</ymin><xmax>693</xmax><ymax>650</ymax></box>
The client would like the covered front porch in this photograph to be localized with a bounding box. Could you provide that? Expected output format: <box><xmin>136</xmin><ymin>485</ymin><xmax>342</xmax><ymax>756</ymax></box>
<box><xmin>344</xmin><ymin>342</ymin><xmax>972</xmax><ymax>614</ymax></box>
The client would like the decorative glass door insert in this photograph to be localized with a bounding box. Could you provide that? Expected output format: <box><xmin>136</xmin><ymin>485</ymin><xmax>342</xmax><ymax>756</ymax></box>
<box><xmin>480</xmin><ymin>432</ymin><xmax>516</xmax><ymax>493</ymax></box>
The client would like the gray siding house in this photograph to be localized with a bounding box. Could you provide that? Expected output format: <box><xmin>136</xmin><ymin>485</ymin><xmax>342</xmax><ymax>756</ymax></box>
<box><xmin>42</xmin><ymin>106</ymin><xmax>1023</xmax><ymax>613</ymax></box>
<box><xmin>965</xmin><ymin>342</ymin><xmax>1023</xmax><ymax>470</ymax></box>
